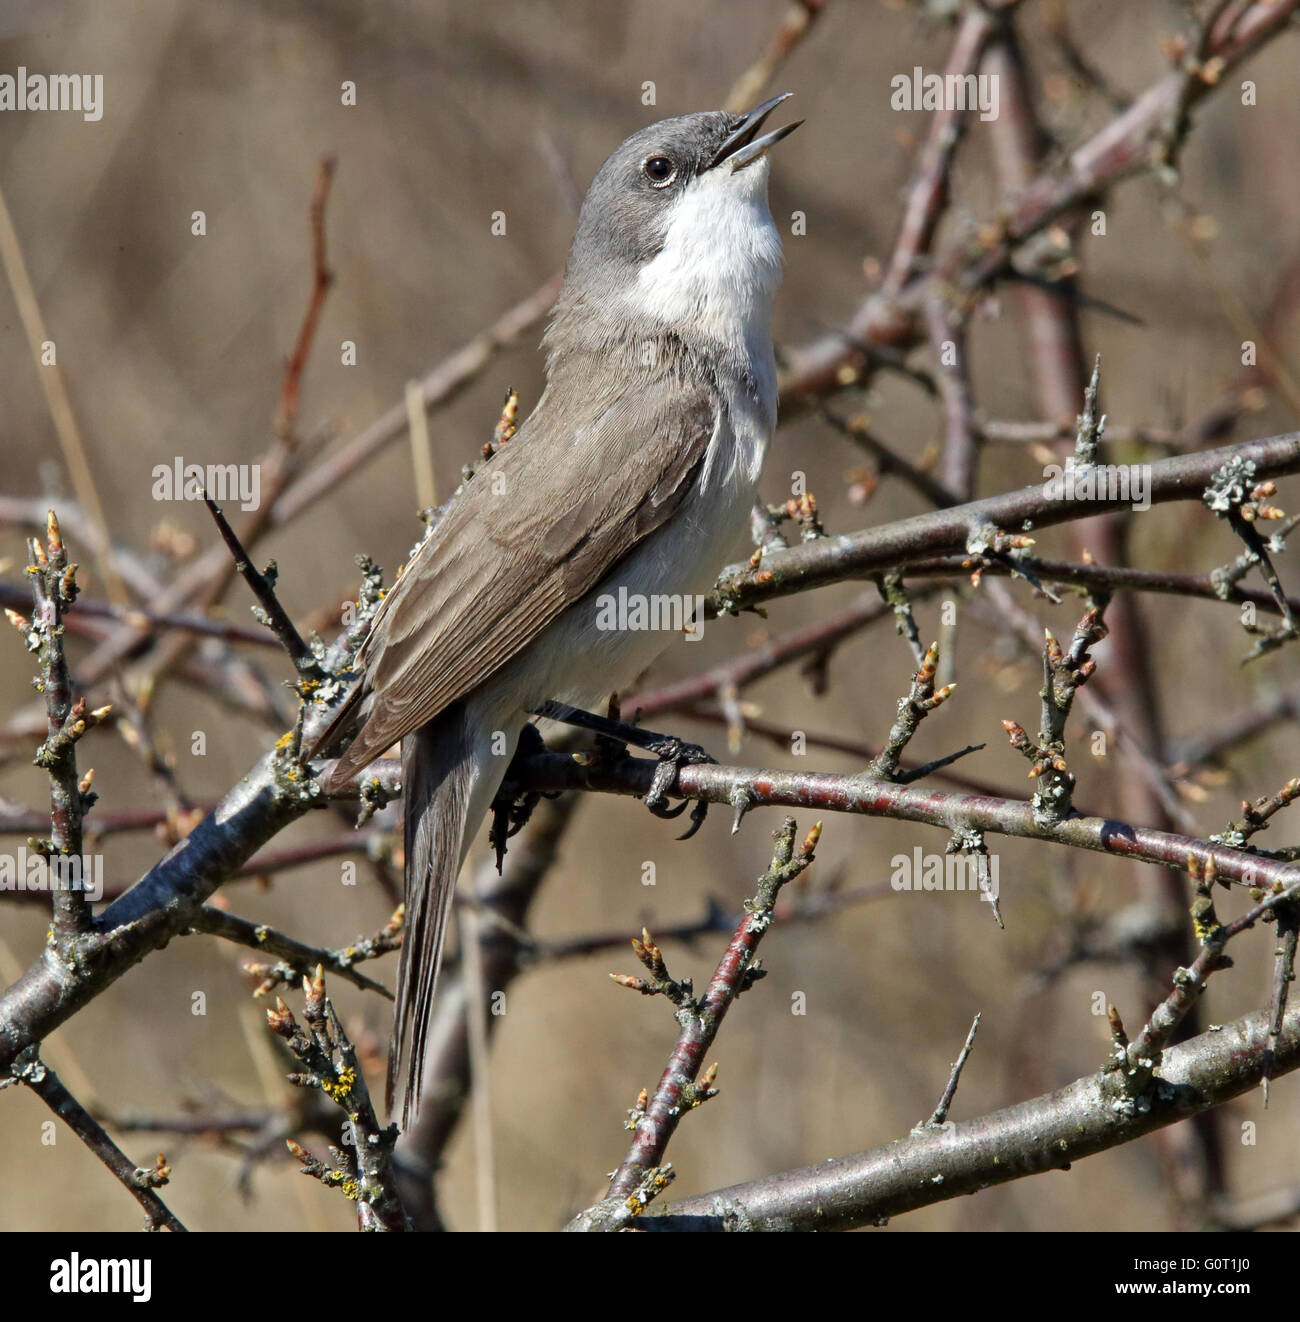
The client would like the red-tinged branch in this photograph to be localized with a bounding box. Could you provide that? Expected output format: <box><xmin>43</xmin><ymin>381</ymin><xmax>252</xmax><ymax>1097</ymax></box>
<box><xmin>880</xmin><ymin>3</ymin><xmax>1002</xmax><ymax>298</ymax></box>
<box><xmin>898</xmin><ymin>552</ymin><xmax>1300</xmax><ymax>619</ymax></box>
<box><xmin>274</xmin><ymin>156</ymin><xmax>336</xmax><ymax>443</ymax></box>
<box><xmin>723</xmin><ymin>0</ymin><xmax>827</xmax><ymax>116</ymax></box>
<box><xmin>626</xmin><ymin>584</ymin><xmax>945</xmax><ymax>717</ymax></box>
<box><xmin>574</xmin><ymin>818</ymin><xmax>820</xmax><ymax>1228</ymax></box>
<box><xmin>510</xmin><ymin>751</ymin><xmax>1300</xmax><ymax>895</ymax></box>
<box><xmin>777</xmin><ymin>0</ymin><xmax>1300</xmax><ymax>399</ymax></box>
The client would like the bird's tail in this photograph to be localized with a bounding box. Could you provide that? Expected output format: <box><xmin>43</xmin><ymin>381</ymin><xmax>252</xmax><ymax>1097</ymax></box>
<box><xmin>389</xmin><ymin>702</ymin><xmax>521</xmax><ymax>1126</ymax></box>
<box><xmin>390</xmin><ymin>705</ymin><xmax>474</xmax><ymax>1126</ymax></box>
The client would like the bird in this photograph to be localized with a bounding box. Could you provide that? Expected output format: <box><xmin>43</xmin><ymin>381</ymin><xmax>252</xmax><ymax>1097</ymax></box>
<box><xmin>310</xmin><ymin>95</ymin><xmax>800</xmax><ymax>1123</ymax></box>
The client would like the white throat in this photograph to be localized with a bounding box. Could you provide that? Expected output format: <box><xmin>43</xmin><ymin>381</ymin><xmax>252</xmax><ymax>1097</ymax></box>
<box><xmin>632</xmin><ymin>161</ymin><xmax>783</xmax><ymax>371</ymax></box>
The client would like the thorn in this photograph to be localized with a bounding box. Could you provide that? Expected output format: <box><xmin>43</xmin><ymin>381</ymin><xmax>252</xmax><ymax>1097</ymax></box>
<box><xmin>729</xmin><ymin>787</ymin><xmax>754</xmax><ymax>835</ymax></box>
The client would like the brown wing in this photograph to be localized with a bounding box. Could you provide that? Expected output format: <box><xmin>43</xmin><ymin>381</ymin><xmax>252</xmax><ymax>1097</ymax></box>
<box><xmin>321</xmin><ymin>380</ymin><xmax>717</xmax><ymax>786</ymax></box>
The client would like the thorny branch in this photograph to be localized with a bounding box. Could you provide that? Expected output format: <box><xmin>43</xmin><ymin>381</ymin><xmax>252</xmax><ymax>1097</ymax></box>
<box><xmin>6</xmin><ymin>1048</ymin><xmax>185</xmax><ymax>1231</ymax></box>
<box><xmin>267</xmin><ymin>966</ymin><xmax>406</xmax><ymax>1231</ymax></box>
<box><xmin>568</xmin><ymin>818</ymin><xmax>821</xmax><ymax>1231</ymax></box>
<box><xmin>4</xmin><ymin>0</ymin><xmax>1300</xmax><ymax>1234</ymax></box>
<box><xmin>640</xmin><ymin>1000</ymin><xmax>1300</xmax><ymax>1231</ymax></box>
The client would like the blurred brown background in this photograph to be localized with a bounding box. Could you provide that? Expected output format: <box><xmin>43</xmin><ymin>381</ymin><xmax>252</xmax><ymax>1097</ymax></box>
<box><xmin>1</xmin><ymin>0</ymin><xmax>1298</xmax><ymax>1231</ymax></box>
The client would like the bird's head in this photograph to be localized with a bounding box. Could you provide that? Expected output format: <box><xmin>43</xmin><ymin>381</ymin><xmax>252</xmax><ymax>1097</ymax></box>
<box><xmin>548</xmin><ymin>95</ymin><xmax>801</xmax><ymax>361</ymax></box>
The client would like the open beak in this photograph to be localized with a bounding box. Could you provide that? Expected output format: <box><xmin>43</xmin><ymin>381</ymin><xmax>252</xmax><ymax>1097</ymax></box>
<box><xmin>707</xmin><ymin>92</ymin><xmax>802</xmax><ymax>172</ymax></box>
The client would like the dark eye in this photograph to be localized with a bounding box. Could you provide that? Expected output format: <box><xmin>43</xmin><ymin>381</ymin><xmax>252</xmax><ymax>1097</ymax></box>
<box><xmin>641</xmin><ymin>154</ymin><xmax>678</xmax><ymax>188</ymax></box>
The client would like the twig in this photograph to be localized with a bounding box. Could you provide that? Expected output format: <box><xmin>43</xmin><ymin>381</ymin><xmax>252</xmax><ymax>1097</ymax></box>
<box><xmin>8</xmin><ymin>1047</ymin><xmax>185</xmax><ymax>1231</ymax></box>
<box><xmin>0</xmin><ymin>186</ymin><xmax>127</xmax><ymax>604</ymax></box>
<box><xmin>189</xmin><ymin>905</ymin><xmax>397</xmax><ymax>999</ymax></box>
<box><xmin>924</xmin><ymin>1012</ymin><xmax>981</xmax><ymax>1128</ymax></box>
<box><xmin>722</xmin><ymin>0</ymin><xmax>827</xmax><ymax>114</ymax></box>
<box><xmin>1211</xmin><ymin>777</ymin><xmax>1300</xmax><ymax>849</ymax></box>
<box><xmin>571</xmin><ymin>818</ymin><xmax>821</xmax><ymax>1230</ymax></box>
<box><xmin>274</xmin><ymin>156</ymin><xmax>336</xmax><ymax>442</ymax></box>
<box><xmin>202</xmin><ymin>494</ymin><xmax>316</xmax><ymax>672</ymax></box>
<box><xmin>0</xmin><ymin>580</ymin><xmax>280</xmax><ymax>647</ymax></box>
<box><xmin>901</xmin><ymin>552</ymin><xmax>1300</xmax><ymax>619</ymax></box>
<box><xmin>998</xmin><ymin>602</ymin><xmax>1108</xmax><ymax>824</ymax></box>
<box><xmin>711</xmin><ymin>430</ymin><xmax>1300</xmax><ymax>613</ymax></box>
<box><xmin>867</xmin><ymin>641</ymin><xmax>957</xmax><ymax>779</ymax></box>
<box><xmin>640</xmin><ymin>999</ymin><xmax>1300</xmax><ymax>1231</ymax></box>
<box><xmin>627</xmin><ymin>586</ymin><xmax>945</xmax><ymax>717</ymax></box>
<box><xmin>819</xmin><ymin>407</ymin><xmax>960</xmax><ymax>509</ymax></box>
<box><xmin>19</xmin><ymin>512</ymin><xmax>109</xmax><ymax>942</ymax></box>
<box><xmin>268</xmin><ymin>966</ymin><xmax>406</xmax><ymax>1231</ymax></box>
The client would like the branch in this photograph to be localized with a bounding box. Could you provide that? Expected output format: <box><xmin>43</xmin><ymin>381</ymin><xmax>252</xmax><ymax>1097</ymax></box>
<box><xmin>8</xmin><ymin>1048</ymin><xmax>185</xmax><ymax>1231</ymax></box>
<box><xmin>714</xmin><ymin>431</ymin><xmax>1300</xmax><ymax>613</ymax></box>
<box><xmin>189</xmin><ymin>905</ymin><xmax>397</xmax><ymax>999</ymax></box>
<box><xmin>640</xmin><ymin>999</ymin><xmax>1300</xmax><ymax>1231</ymax></box>
<box><xmin>507</xmin><ymin>751</ymin><xmax>1300</xmax><ymax>895</ymax></box>
<box><xmin>268</xmin><ymin>966</ymin><xmax>406</xmax><ymax>1231</ymax></box>
<box><xmin>569</xmin><ymin>818</ymin><xmax>821</xmax><ymax>1230</ymax></box>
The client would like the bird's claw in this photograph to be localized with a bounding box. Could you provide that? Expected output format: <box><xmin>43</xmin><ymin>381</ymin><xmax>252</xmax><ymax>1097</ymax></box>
<box><xmin>488</xmin><ymin>723</ymin><xmax>560</xmax><ymax>871</ymax></box>
<box><xmin>643</xmin><ymin>736</ymin><xmax>714</xmax><ymax>840</ymax></box>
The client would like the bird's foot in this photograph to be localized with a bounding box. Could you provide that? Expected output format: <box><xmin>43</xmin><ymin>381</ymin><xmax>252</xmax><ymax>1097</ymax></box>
<box><xmin>642</xmin><ymin>735</ymin><xmax>715</xmax><ymax>840</ymax></box>
<box><xmin>488</xmin><ymin>723</ymin><xmax>559</xmax><ymax>872</ymax></box>
<box><xmin>530</xmin><ymin>699</ymin><xmax>715</xmax><ymax>840</ymax></box>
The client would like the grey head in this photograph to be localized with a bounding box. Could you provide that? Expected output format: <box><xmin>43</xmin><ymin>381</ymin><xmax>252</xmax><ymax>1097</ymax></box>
<box><xmin>545</xmin><ymin>95</ymin><xmax>800</xmax><ymax>366</ymax></box>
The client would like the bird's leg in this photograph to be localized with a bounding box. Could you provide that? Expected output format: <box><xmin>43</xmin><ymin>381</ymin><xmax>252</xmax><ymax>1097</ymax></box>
<box><xmin>531</xmin><ymin>699</ymin><xmax>715</xmax><ymax>839</ymax></box>
<box><xmin>487</xmin><ymin>722</ymin><xmax>558</xmax><ymax>872</ymax></box>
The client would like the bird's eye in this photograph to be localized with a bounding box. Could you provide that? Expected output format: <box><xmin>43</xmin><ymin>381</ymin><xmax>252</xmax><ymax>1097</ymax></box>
<box><xmin>641</xmin><ymin>155</ymin><xmax>678</xmax><ymax>188</ymax></box>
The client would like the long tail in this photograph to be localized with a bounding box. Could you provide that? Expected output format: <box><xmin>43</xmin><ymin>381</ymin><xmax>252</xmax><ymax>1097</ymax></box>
<box><xmin>390</xmin><ymin>703</ymin><xmax>522</xmax><ymax>1125</ymax></box>
<box><xmin>390</xmin><ymin>705</ymin><xmax>475</xmax><ymax>1127</ymax></box>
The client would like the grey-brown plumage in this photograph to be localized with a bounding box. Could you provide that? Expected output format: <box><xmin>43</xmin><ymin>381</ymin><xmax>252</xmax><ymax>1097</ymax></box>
<box><xmin>310</xmin><ymin>97</ymin><xmax>798</xmax><ymax>1123</ymax></box>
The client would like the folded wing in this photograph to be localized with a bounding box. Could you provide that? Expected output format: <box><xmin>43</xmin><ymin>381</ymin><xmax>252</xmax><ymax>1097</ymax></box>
<box><xmin>319</xmin><ymin>378</ymin><xmax>718</xmax><ymax>788</ymax></box>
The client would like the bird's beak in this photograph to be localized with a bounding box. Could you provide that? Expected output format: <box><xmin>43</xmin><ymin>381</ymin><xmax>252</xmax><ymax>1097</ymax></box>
<box><xmin>707</xmin><ymin>92</ymin><xmax>802</xmax><ymax>172</ymax></box>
